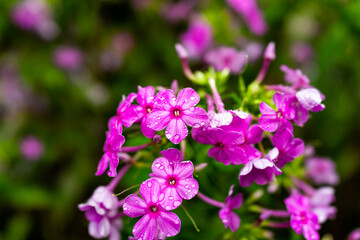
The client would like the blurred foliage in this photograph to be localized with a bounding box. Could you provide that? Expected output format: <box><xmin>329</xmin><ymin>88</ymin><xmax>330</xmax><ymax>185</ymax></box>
<box><xmin>0</xmin><ymin>0</ymin><xmax>360</xmax><ymax>239</ymax></box>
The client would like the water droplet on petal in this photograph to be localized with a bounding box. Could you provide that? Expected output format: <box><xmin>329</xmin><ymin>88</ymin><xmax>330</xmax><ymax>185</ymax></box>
<box><xmin>190</xmin><ymin>96</ymin><xmax>195</xmax><ymax>101</ymax></box>
<box><xmin>169</xmin><ymin>196</ymin><xmax>174</xmax><ymax>200</ymax></box>
<box><xmin>166</xmin><ymin>133</ymin><xmax>172</xmax><ymax>139</ymax></box>
<box><xmin>192</xmin><ymin>184</ymin><xmax>196</xmax><ymax>188</ymax></box>
<box><xmin>166</xmin><ymin>206</ymin><xmax>171</xmax><ymax>211</ymax></box>
<box><xmin>174</xmin><ymin>201</ymin><xmax>181</xmax><ymax>207</ymax></box>
<box><xmin>174</xmin><ymin>134</ymin><xmax>180</xmax><ymax>140</ymax></box>
<box><xmin>155</xmin><ymin>163</ymin><xmax>161</xmax><ymax>168</ymax></box>
<box><xmin>147</xmin><ymin>181</ymin><xmax>152</xmax><ymax>187</ymax></box>
<box><xmin>189</xmin><ymin>107</ymin><xmax>195</xmax><ymax>112</ymax></box>
<box><xmin>160</xmin><ymin>166</ymin><xmax>164</xmax><ymax>170</ymax></box>
<box><xmin>193</xmin><ymin>123</ymin><xmax>200</xmax><ymax>128</ymax></box>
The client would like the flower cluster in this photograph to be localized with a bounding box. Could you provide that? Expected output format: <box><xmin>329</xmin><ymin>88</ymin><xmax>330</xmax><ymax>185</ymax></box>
<box><xmin>78</xmin><ymin>39</ymin><xmax>337</xmax><ymax>240</ymax></box>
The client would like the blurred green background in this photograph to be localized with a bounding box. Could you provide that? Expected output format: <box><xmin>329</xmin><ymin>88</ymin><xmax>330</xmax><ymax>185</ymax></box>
<box><xmin>0</xmin><ymin>0</ymin><xmax>359</xmax><ymax>239</ymax></box>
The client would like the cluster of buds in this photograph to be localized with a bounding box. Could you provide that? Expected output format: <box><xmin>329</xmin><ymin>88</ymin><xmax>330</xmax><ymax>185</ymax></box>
<box><xmin>78</xmin><ymin>41</ymin><xmax>338</xmax><ymax>240</ymax></box>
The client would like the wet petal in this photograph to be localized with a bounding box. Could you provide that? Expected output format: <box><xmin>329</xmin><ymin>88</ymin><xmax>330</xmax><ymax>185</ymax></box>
<box><xmin>146</xmin><ymin>110</ymin><xmax>172</xmax><ymax>131</ymax></box>
<box><xmin>159</xmin><ymin>187</ymin><xmax>182</xmax><ymax>211</ymax></box>
<box><xmin>177</xmin><ymin>178</ymin><xmax>199</xmax><ymax>200</ymax></box>
<box><xmin>173</xmin><ymin>160</ymin><xmax>194</xmax><ymax>179</ymax></box>
<box><xmin>161</xmin><ymin>148</ymin><xmax>183</xmax><ymax>162</ymax></box>
<box><xmin>151</xmin><ymin>157</ymin><xmax>173</xmax><ymax>179</ymax></box>
<box><xmin>165</xmin><ymin>118</ymin><xmax>188</xmax><ymax>144</ymax></box>
<box><xmin>223</xmin><ymin>131</ymin><xmax>245</xmax><ymax>146</ymax></box>
<box><xmin>152</xmin><ymin>90</ymin><xmax>176</xmax><ymax>110</ymax></box>
<box><xmin>182</xmin><ymin>107</ymin><xmax>208</xmax><ymax>128</ymax></box>
<box><xmin>137</xmin><ymin>86</ymin><xmax>155</xmax><ymax>106</ymax></box>
<box><xmin>133</xmin><ymin>214</ymin><xmax>157</xmax><ymax>240</ymax></box>
<box><xmin>140</xmin><ymin>179</ymin><xmax>161</xmax><ymax>205</ymax></box>
<box><xmin>192</xmin><ymin>127</ymin><xmax>223</xmax><ymax>145</ymax></box>
<box><xmin>176</xmin><ymin>87</ymin><xmax>200</xmax><ymax>109</ymax></box>
<box><xmin>246</xmin><ymin>125</ymin><xmax>263</xmax><ymax>144</ymax></box>
<box><xmin>156</xmin><ymin>211</ymin><xmax>181</xmax><ymax>237</ymax></box>
<box><xmin>123</xmin><ymin>195</ymin><xmax>148</xmax><ymax>218</ymax></box>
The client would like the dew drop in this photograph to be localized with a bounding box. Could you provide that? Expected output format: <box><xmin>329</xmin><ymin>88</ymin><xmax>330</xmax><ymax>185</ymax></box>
<box><xmin>155</xmin><ymin>163</ymin><xmax>161</xmax><ymax>168</ymax></box>
<box><xmin>190</xmin><ymin>96</ymin><xmax>195</xmax><ymax>101</ymax></box>
<box><xmin>166</xmin><ymin>133</ymin><xmax>172</xmax><ymax>139</ymax></box>
<box><xmin>185</xmin><ymin>185</ymin><xmax>189</xmax><ymax>189</ymax></box>
<box><xmin>166</xmin><ymin>206</ymin><xmax>171</xmax><ymax>211</ymax></box>
<box><xmin>174</xmin><ymin>220</ymin><xmax>179</xmax><ymax>225</ymax></box>
<box><xmin>174</xmin><ymin>201</ymin><xmax>181</xmax><ymax>207</ymax></box>
<box><xmin>147</xmin><ymin>181</ymin><xmax>152</xmax><ymax>187</ymax></box>
<box><xmin>193</xmin><ymin>123</ymin><xmax>200</xmax><ymax>128</ymax></box>
<box><xmin>174</xmin><ymin>134</ymin><xmax>180</xmax><ymax>140</ymax></box>
<box><xmin>160</xmin><ymin>166</ymin><xmax>164</xmax><ymax>170</ymax></box>
<box><xmin>189</xmin><ymin>107</ymin><xmax>195</xmax><ymax>112</ymax></box>
<box><xmin>192</xmin><ymin>184</ymin><xmax>196</xmax><ymax>188</ymax></box>
<box><xmin>169</xmin><ymin>196</ymin><xmax>174</xmax><ymax>200</ymax></box>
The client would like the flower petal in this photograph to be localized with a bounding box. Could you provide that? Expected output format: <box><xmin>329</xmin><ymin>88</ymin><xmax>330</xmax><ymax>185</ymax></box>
<box><xmin>123</xmin><ymin>194</ymin><xmax>148</xmax><ymax>218</ymax></box>
<box><xmin>152</xmin><ymin>90</ymin><xmax>176</xmax><ymax>110</ymax></box>
<box><xmin>173</xmin><ymin>160</ymin><xmax>194</xmax><ymax>179</ymax></box>
<box><xmin>223</xmin><ymin>131</ymin><xmax>245</xmax><ymax>146</ymax></box>
<box><xmin>133</xmin><ymin>214</ymin><xmax>157</xmax><ymax>240</ymax></box>
<box><xmin>272</xmin><ymin>127</ymin><xmax>293</xmax><ymax>150</ymax></box>
<box><xmin>182</xmin><ymin>107</ymin><xmax>208</xmax><ymax>128</ymax></box>
<box><xmin>140</xmin><ymin>179</ymin><xmax>161</xmax><ymax>205</ymax></box>
<box><xmin>151</xmin><ymin>157</ymin><xmax>173</xmax><ymax>179</ymax></box>
<box><xmin>146</xmin><ymin>110</ymin><xmax>172</xmax><ymax>131</ymax></box>
<box><xmin>156</xmin><ymin>211</ymin><xmax>181</xmax><ymax>237</ymax></box>
<box><xmin>177</xmin><ymin>178</ymin><xmax>199</xmax><ymax>200</ymax></box>
<box><xmin>141</xmin><ymin>117</ymin><xmax>155</xmax><ymax>138</ymax></box>
<box><xmin>158</xmin><ymin>187</ymin><xmax>182</xmax><ymax>211</ymax></box>
<box><xmin>259</xmin><ymin>102</ymin><xmax>276</xmax><ymax>115</ymax></box>
<box><xmin>137</xmin><ymin>86</ymin><xmax>155</xmax><ymax>106</ymax></box>
<box><xmin>161</xmin><ymin>148</ymin><xmax>183</xmax><ymax>163</ymax></box>
<box><xmin>176</xmin><ymin>87</ymin><xmax>200</xmax><ymax>109</ymax></box>
<box><xmin>286</xmin><ymin>138</ymin><xmax>305</xmax><ymax>158</ymax></box>
<box><xmin>246</xmin><ymin>124</ymin><xmax>263</xmax><ymax>144</ymax></box>
<box><xmin>165</xmin><ymin>118</ymin><xmax>188</xmax><ymax>144</ymax></box>
<box><xmin>259</xmin><ymin>114</ymin><xmax>279</xmax><ymax>132</ymax></box>
<box><xmin>192</xmin><ymin>127</ymin><xmax>222</xmax><ymax>145</ymax></box>
<box><xmin>228</xmin><ymin>211</ymin><xmax>241</xmax><ymax>232</ymax></box>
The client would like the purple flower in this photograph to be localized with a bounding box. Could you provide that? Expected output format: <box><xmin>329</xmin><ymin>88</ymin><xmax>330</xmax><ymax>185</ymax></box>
<box><xmin>219</xmin><ymin>185</ymin><xmax>243</xmax><ymax>232</ymax></box>
<box><xmin>115</xmin><ymin>93</ymin><xmax>141</xmax><ymax>130</ymax></box>
<box><xmin>348</xmin><ymin>228</ymin><xmax>360</xmax><ymax>240</ymax></box>
<box><xmin>146</xmin><ymin>88</ymin><xmax>208</xmax><ymax>144</ymax></box>
<box><xmin>239</xmin><ymin>148</ymin><xmax>281</xmax><ymax>187</ymax></box>
<box><xmin>204</xmin><ymin>47</ymin><xmax>247</xmax><ymax>73</ymax></box>
<box><xmin>19</xmin><ymin>135</ymin><xmax>44</xmax><ymax>161</ymax></box>
<box><xmin>149</xmin><ymin>148</ymin><xmax>198</xmax><ymax>210</ymax></box>
<box><xmin>272</xmin><ymin>127</ymin><xmax>304</xmax><ymax>168</ymax></box>
<box><xmin>244</xmin><ymin>42</ymin><xmax>263</xmax><ymax>62</ymax></box>
<box><xmin>305</xmin><ymin>157</ymin><xmax>339</xmax><ymax>185</ymax></box>
<box><xmin>11</xmin><ymin>0</ymin><xmax>58</xmax><ymax>40</ymax></box>
<box><xmin>226</xmin><ymin>0</ymin><xmax>267</xmax><ymax>36</ymax></box>
<box><xmin>280</xmin><ymin>65</ymin><xmax>311</xmax><ymax>90</ymax></box>
<box><xmin>258</xmin><ymin>92</ymin><xmax>295</xmax><ymax>132</ymax></box>
<box><xmin>53</xmin><ymin>46</ymin><xmax>84</xmax><ymax>71</ymax></box>
<box><xmin>296</xmin><ymin>88</ymin><xmax>325</xmax><ymax>112</ymax></box>
<box><xmin>123</xmin><ymin>179</ymin><xmax>181</xmax><ymax>240</ymax></box>
<box><xmin>161</xmin><ymin>1</ymin><xmax>194</xmax><ymax>23</ymax></box>
<box><xmin>310</xmin><ymin>187</ymin><xmax>336</xmax><ymax>224</ymax></box>
<box><xmin>291</xmin><ymin>42</ymin><xmax>313</xmax><ymax>63</ymax></box>
<box><xmin>78</xmin><ymin>186</ymin><xmax>122</xmax><ymax>240</ymax></box>
<box><xmin>193</xmin><ymin>113</ymin><xmax>263</xmax><ymax>165</ymax></box>
<box><xmin>135</xmin><ymin>86</ymin><xmax>156</xmax><ymax>138</ymax></box>
<box><xmin>285</xmin><ymin>192</ymin><xmax>320</xmax><ymax>240</ymax></box>
<box><xmin>180</xmin><ymin>19</ymin><xmax>213</xmax><ymax>59</ymax></box>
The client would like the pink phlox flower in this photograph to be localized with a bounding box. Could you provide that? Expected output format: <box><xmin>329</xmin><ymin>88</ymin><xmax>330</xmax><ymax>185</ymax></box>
<box><xmin>20</xmin><ymin>135</ymin><xmax>44</xmax><ymax>161</ymax></box>
<box><xmin>53</xmin><ymin>46</ymin><xmax>84</xmax><ymax>71</ymax></box>
<box><xmin>78</xmin><ymin>186</ymin><xmax>122</xmax><ymax>240</ymax></box>
<box><xmin>161</xmin><ymin>0</ymin><xmax>194</xmax><ymax>23</ymax></box>
<box><xmin>272</xmin><ymin>126</ymin><xmax>304</xmax><ymax>168</ymax></box>
<box><xmin>135</xmin><ymin>86</ymin><xmax>156</xmax><ymax>138</ymax></box>
<box><xmin>226</xmin><ymin>0</ymin><xmax>267</xmax><ymax>36</ymax></box>
<box><xmin>296</xmin><ymin>88</ymin><xmax>325</xmax><ymax>112</ymax></box>
<box><xmin>192</xmin><ymin>112</ymin><xmax>262</xmax><ymax>165</ymax></box>
<box><xmin>149</xmin><ymin>148</ymin><xmax>198</xmax><ymax>210</ymax></box>
<box><xmin>259</xmin><ymin>92</ymin><xmax>296</xmax><ymax>132</ymax></box>
<box><xmin>180</xmin><ymin>19</ymin><xmax>213</xmax><ymax>59</ymax></box>
<box><xmin>309</xmin><ymin>187</ymin><xmax>336</xmax><ymax>224</ymax></box>
<box><xmin>11</xmin><ymin>0</ymin><xmax>58</xmax><ymax>40</ymax></box>
<box><xmin>123</xmin><ymin>179</ymin><xmax>181</xmax><ymax>240</ymax></box>
<box><xmin>219</xmin><ymin>185</ymin><xmax>243</xmax><ymax>232</ymax></box>
<box><xmin>305</xmin><ymin>157</ymin><xmax>339</xmax><ymax>185</ymax></box>
<box><xmin>280</xmin><ymin>65</ymin><xmax>311</xmax><ymax>90</ymax></box>
<box><xmin>285</xmin><ymin>192</ymin><xmax>320</xmax><ymax>240</ymax></box>
<box><xmin>347</xmin><ymin>228</ymin><xmax>360</xmax><ymax>240</ymax></box>
<box><xmin>115</xmin><ymin>93</ymin><xmax>141</xmax><ymax>129</ymax></box>
<box><xmin>146</xmin><ymin>88</ymin><xmax>208</xmax><ymax>144</ymax></box>
<box><xmin>96</xmin><ymin>117</ymin><xmax>126</xmax><ymax>177</ymax></box>
<box><xmin>204</xmin><ymin>47</ymin><xmax>247</xmax><ymax>73</ymax></box>
<box><xmin>239</xmin><ymin>148</ymin><xmax>282</xmax><ymax>187</ymax></box>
